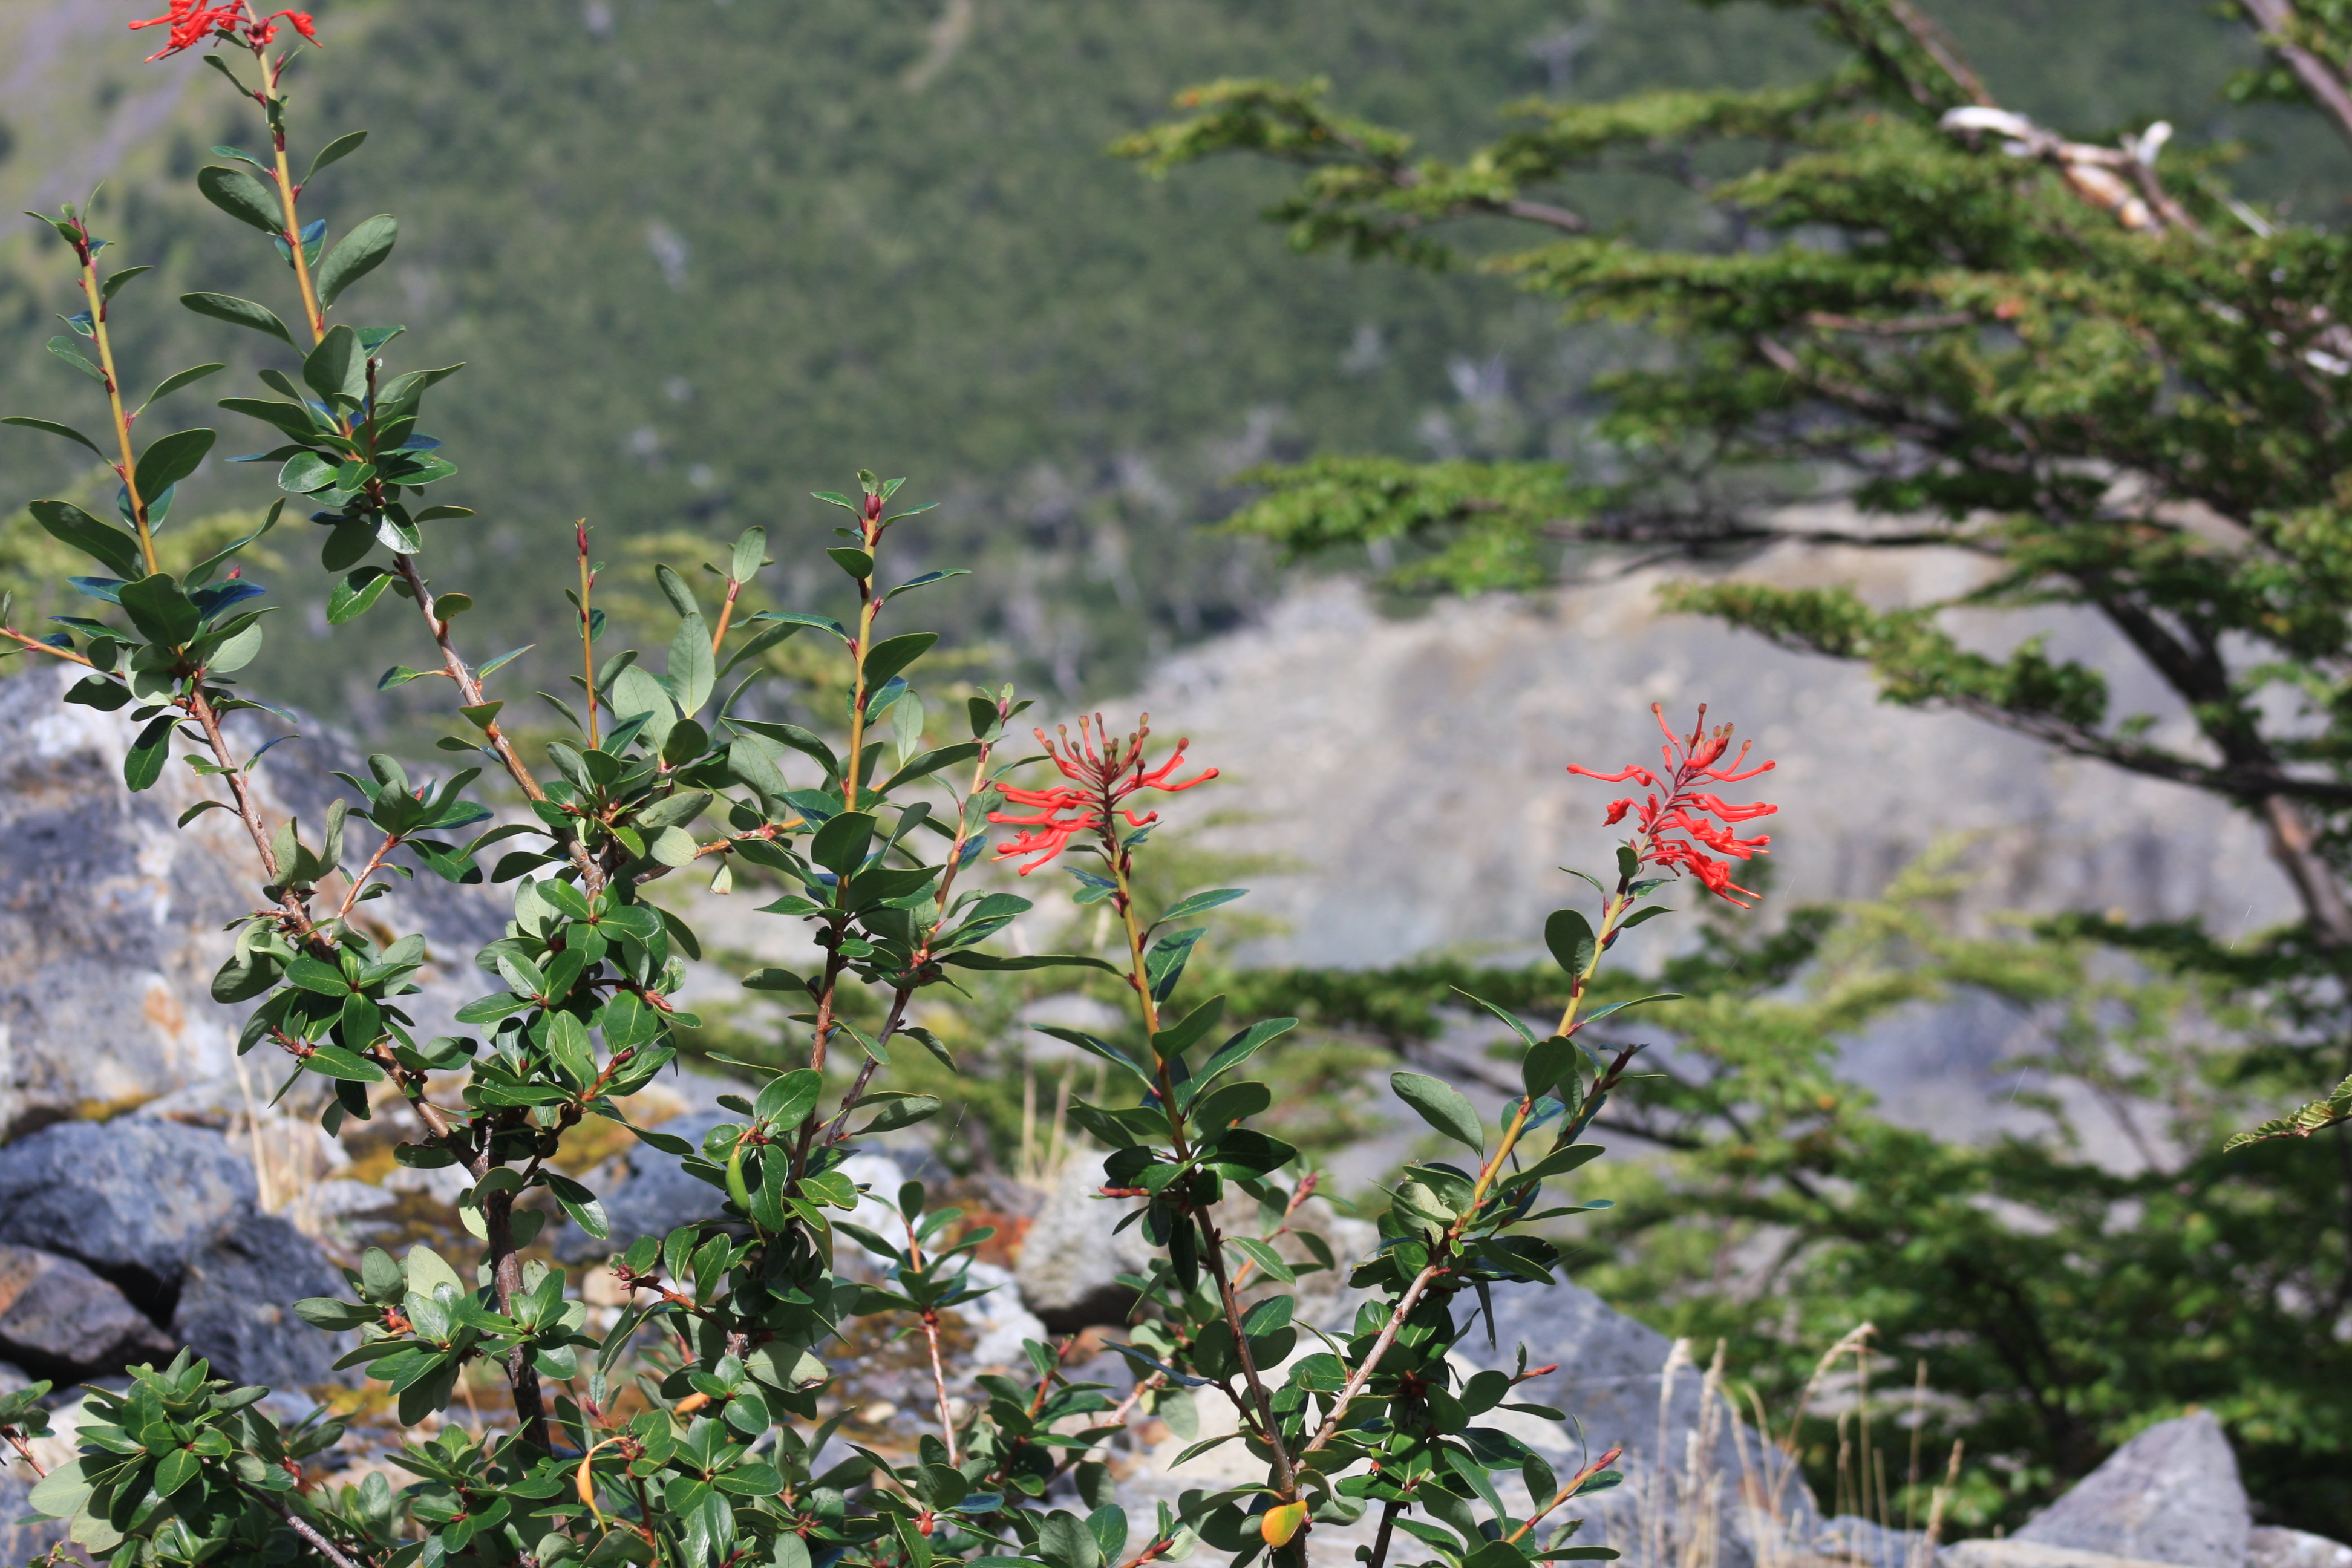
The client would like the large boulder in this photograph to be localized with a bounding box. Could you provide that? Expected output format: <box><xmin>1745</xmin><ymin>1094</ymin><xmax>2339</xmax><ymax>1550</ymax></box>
<box><xmin>1013</xmin><ymin>1159</ymin><xmax>1162</xmax><ymax>1333</ymax></box>
<box><xmin>0</xmin><ymin>1117</ymin><xmax>345</xmax><ymax>1390</ymax></box>
<box><xmin>0</xmin><ymin>666</ymin><xmax>506</xmax><ymax>1140</ymax></box>
<box><xmin>2250</xmin><ymin>1530</ymin><xmax>2352</xmax><ymax>1568</ymax></box>
<box><xmin>172</xmin><ymin>1212</ymin><xmax>349</xmax><ymax>1389</ymax></box>
<box><xmin>1463</xmin><ymin>1279</ymin><xmax>1818</xmax><ymax>1568</ymax></box>
<box><xmin>0</xmin><ymin>1117</ymin><xmax>255</xmax><ymax>1313</ymax></box>
<box><xmin>2012</xmin><ymin>1413</ymin><xmax>2250</xmax><ymax>1568</ymax></box>
<box><xmin>0</xmin><ymin>1244</ymin><xmax>173</xmax><ymax>1379</ymax></box>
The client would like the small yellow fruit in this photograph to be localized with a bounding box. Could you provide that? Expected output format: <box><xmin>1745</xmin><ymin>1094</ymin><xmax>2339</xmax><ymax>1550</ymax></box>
<box><xmin>1261</xmin><ymin>1502</ymin><xmax>1307</xmax><ymax>1547</ymax></box>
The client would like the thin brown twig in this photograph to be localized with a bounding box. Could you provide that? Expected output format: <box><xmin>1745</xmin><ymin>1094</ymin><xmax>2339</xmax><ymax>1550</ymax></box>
<box><xmin>239</xmin><ymin>1483</ymin><xmax>370</xmax><ymax>1568</ymax></box>
<box><xmin>390</xmin><ymin>554</ymin><xmax>601</xmax><ymax>893</ymax></box>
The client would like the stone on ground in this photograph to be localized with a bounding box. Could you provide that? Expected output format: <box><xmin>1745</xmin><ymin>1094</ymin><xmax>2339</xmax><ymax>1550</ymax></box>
<box><xmin>0</xmin><ymin>1244</ymin><xmax>172</xmax><ymax>1377</ymax></box>
<box><xmin>2013</xmin><ymin>1412</ymin><xmax>2249</xmax><ymax>1568</ymax></box>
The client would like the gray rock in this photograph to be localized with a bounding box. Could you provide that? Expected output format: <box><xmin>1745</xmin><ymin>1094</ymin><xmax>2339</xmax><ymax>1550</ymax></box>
<box><xmin>1465</xmin><ymin>1279</ymin><xmax>1818</xmax><ymax>1568</ymax></box>
<box><xmin>172</xmin><ymin>1212</ymin><xmax>348</xmax><ymax>1391</ymax></box>
<box><xmin>553</xmin><ymin>1111</ymin><xmax>730</xmax><ymax>1263</ymax></box>
<box><xmin>0</xmin><ymin>666</ymin><xmax>506</xmax><ymax>1140</ymax></box>
<box><xmin>0</xmin><ymin>1244</ymin><xmax>173</xmax><ymax>1378</ymax></box>
<box><xmin>2249</xmin><ymin>1529</ymin><xmax>2352</xmax><ymax>1568</ymax></box>
<box><xmin>0</xmin><ymin>1117</ymin><xmax>255</xmax><ymax>1312</ymax></box>
<box><xmin>1820</xmin><ymin>1514</ymin><xmax>1930</xmax><ymax>1568</ymax></box>
<box><xmin>1944</xmin><ymin>1541</ymin><xmax>2181</xmax><ymax>1568</ymax></box>
<box><xmin>0</xmin><ymin>1469</ymin><xmax>62</xmax><ymax>1565</ymax></box>
<box><xmin>1013</xmin><ymin>1159</ymin><xmax>1157</xmax><ymax>1332</ymax></box>
<box><xmin>2014</xmin><ymin>1412</ymin><xmax>2249</xmax><ymax>1568</ymax></box>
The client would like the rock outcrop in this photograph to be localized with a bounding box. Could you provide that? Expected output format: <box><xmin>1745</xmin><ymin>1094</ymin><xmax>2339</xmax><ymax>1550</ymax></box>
<box><xmin>0</xmin><ymin>1117</ymin><xmax>342</xmax><ymax>1388</ymax></box>
<box><xmin>0</xmin><ymin>665</ymin><xmax>505</xmax><ymax>1140</ymax></box>
<box><xmin>2012</xmin><ymin>1412</ymin><xmax>2250</xmax><ymax>1568</ymax></box>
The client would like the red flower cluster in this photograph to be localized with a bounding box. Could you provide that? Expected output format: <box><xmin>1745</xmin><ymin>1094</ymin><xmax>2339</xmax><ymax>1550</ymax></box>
<box><xmin>1569</xmin><ymin>703</ymin><xmax>1778</xmax><ymax>907</ymax></box>
<box><xmin>130</xmin><ymin>2</ymin><xmax>317</xmax><ymax>61</ymax></box>
<box><xmin>989</xmin><ymin>714</ymin><xmax>1217</xmax><ymax>875</ymax></box>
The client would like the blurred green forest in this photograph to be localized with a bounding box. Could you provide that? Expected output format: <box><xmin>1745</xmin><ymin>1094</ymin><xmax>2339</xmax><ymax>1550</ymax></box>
<box><xmin>1</xmin><ymin>0</ymin><xmax>2345</xmax><ymax>730</ymax></box>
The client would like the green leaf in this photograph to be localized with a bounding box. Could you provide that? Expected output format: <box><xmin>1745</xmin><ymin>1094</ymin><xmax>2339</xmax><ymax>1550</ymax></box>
<box><xmin>853</xmin><ymin>1091</ymin><xmax>944</xmax><ymax>1133</ymax></box>
<box><xmin>316</xmin><ymin>214</ymin><xmax>397</xmax><ymax>308</ymax></box>
<box><xmin>2</xmin><ymin>416</ymin><xmax>108</xmax><ymax>460</ymax></box>
<box><xmin>861</xmin><ymin>631</ymin><xmax>938</xmax><ymax>691</ymax></box>
<box><xmin>197</xmin><ymin>165</ymin><xmax>284</xmax><ymax>234</ymax></box>
<box><xmin>1181</xmin><ymin>1017</ymin><xmax>1298</xmax><ymax>1105</ymax></box>
<box><xmin>1392</xmin><ymin>1071</ymin><xmax>1483</xmax><ymax>1153</ymax></box>
<box><xmin>328</xmin><ymin>568</ymin><xmax>393</xmax><ymax>624</ymax></box>
<box><xmin>304</xmin><ymin>324</ymin><xmax>367</xmax><ymax>405</ymax></box>
<box><xmin>1544</xmin><ymin>908</ymin><xmax>1596</xmax><ymax>979</ymax></box>
<box><xmin>1146</xmin><ymin>926</ymin><xmax>1206</xmax><ymax>1001</ymax></box>
<box><xmin>1581</xmin><ymin>993</ymin><xmax>1682</xmax><ymax>1026</ymax></box>
<box><xmin>141</xmin><ymin>363</ymin><xmax>226</xmax><ymax>411</ymax></box>
<box><xmin>102</xmin><ymin>264</ymin><xmax>154</xmax><ymax>301</ymax></box>
<box><xmin>1514</xmin><ymin>1142</ymin><xmax>1604</xmax><ymax>1186</ymax></box>
<box><xmin>1034</xmin><ymin>1026</ymin><xmax>1154</xmax><ymax>1088</ymax></box>
<box><xmin>45</xmin><ymin>336</ymin><xmax>104</xmax><ymax>383</ymax></box>
<box><xmin>125</xmin><ymin>714</ymin><xmax>180</xmax><ymax>792</ymax></box>
<box><xmin>119</xmin><ymin>574</ymin><xmax>203</xmax><ymax>646</ymax></box>
<box><xmin>545</xmin><ymin>1172</ymin><xmax>609</xmax><ymax>1239</ymax></box>
<box><xmin>181</xmin><ymin>292</ymin><xmax>298</xmax><ymax>349</ymax></box>
<box><xmin>1523</xmin><ymin>1035</ymin><xmax>1581</xmax><ymax>1100</ymax></box>
<box><xmin>754</xmin><ymin>1068</ymin><xmax>823</xmax><ymax>1127</ymax></box>
<box><xmin>1159</xmin><ymin>887</ymin><xmax>1248</xmax><ymax>923</ymax></box>
<box><xmin>188</xmin><ymin>500</ymin><xmax>283</xmax><ymax>586</ymax></box>
<box><xmin>29</xmin><ymin>500</ymin><xmax>142</xmax><ymax>580</ymax></box>
<box><xmin>655</xmin><ymin>561</ymin><xmax>703</xmax><ymax>620</ymax></box>
<box><xmin>134</xmin><ymin>428</ymin><xmax>217</xmax><ymax>498</ymax></box>
<box><xmin>811</xmin><ymin>810</ymin><xmax>876</xmax><ymax>874</ymax></box>
<box><xmin>305</xmin><ymin>130</ymin><xmax>368</xmax><ymax>183</ymax></box>
<box><xmin>939</xmin><ymin>950</ymin><xmax>1122</xmax><ymax>974</ymax></box>
<box><xmin>669</xmin><ymin>612</ymin><xmax>716</xmax><ymax>715</ymax></box>
<box><xmin>305</xmin><ymin>1044</ymin><xmax>387</xmax><ymax>1082</ymax></box>
<box><xmin>730</xmin><ymin>526</ymin><xmax>766</xmax><ymax>582</ymax></box>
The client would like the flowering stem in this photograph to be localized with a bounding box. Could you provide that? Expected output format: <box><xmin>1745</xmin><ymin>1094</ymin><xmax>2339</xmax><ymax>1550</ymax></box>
<box><xmin>578</xmin><ymin>521</ymin><xmax>599</xmax><ymax>749</ymax></box>
<box><xmin>841</xmin><ymin>507</ymin><xmax>884</xmax><ymax>814</ymax></box>
<box><xmin>1106</xmin><ymin>839</ymin><xmax>1300</xmax><ymax>1504</ymax></box>
<box><xmin>1307</xmin><ymin>1039</ymin><xmax>1641</xmax><ymax>1459</ymax></box>
<box><xmin>70</xmin><ymin>226</ymin><xmax>158</xmax><ymax>577</ymax></box>
<box><xmin>253</xmin><ymin>46</ymin><xmax>327</xmax><ymax>344</ymax></box>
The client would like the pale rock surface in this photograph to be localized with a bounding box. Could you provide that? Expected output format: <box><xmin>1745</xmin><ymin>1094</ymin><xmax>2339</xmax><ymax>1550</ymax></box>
<box><xmin>0</xmin><ymin>666</ymin><xmax>506</xmax><ymax>1138</ymax></box>
<box><xmin>2248</xmin><ymin>1530</ymin><xmax>2352</xmax><ymax>1568</ymax></box>
<box><xmin>1132</xmin><ymin>559</ymin><xmax>2292</xmax><ymax>967</ymax></box>
<box><xmin>1944</xmin><ymin>1542</ymin><xmax>2187</xmax><ymax>1568</ymax></box>
<box><xmin>2013</xmin><ymin>1412</ymin><xmax>2249</xmax><ymax>1568</ymax></box>
<box><xmin>1014</xmin><ymin>1158</ymin><xmax>1160</xmax><ymax>1332</ymax></box>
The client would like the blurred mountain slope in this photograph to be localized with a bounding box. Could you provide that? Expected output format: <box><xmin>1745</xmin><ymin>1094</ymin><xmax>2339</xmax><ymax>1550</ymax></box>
<box><xmin>0</xmin><ymin>0</ymin><xmax>2341</xmax><ymax>724</ymax></box>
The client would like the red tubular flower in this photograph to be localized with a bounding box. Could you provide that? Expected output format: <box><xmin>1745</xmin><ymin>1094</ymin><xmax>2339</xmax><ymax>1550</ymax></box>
<box><xmin>130</xmin><ymin>3</ymin><xmax>319</xmax><ymax>60</ymax></box>
<box><xmin>989</xmin><ymin>713</ymin><xmax>1217</xmax><ymax>875</ymax></box>
<box><xmin>1569</xmin><ymin>703</ymin><xmax>1778</xmax><ymax>908</ymax></box>
<box><xmin>129</xmin><ymin>1</ymin><xmax>247</xmax><ymax>59</ymax></box>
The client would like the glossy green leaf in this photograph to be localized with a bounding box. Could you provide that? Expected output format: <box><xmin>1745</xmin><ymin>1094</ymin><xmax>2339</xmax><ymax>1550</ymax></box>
<box><xmin>181</xmin><ymin>291</ymin><xmax>298</xmax><ymax>349</ymax></box>
<box><xmin>1393</xmin><ymin>1070</ymin><xmax>1484</xmax><ymax>1152</ymax></box>
<box><xmin>1545</xmin><ymin>907</ymin><xmax>1596</xmax><ymax>979</ymax></box>
<box><xmin>134</xmin><ymin>428</ymin><xmax>215</xmax><ymax>498</ymax></box>
<box><xmin>197</xmin><ymin>164</ymin><xmax>284</xmax><ymax>234</ymax></box>
<box><xmin>316</xmin><ymin>214</ymin><xmax>397</xmax><ymax>308</ymax></box>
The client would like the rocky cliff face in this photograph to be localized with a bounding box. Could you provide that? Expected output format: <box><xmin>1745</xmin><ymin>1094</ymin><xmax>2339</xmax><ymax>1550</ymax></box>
<box><xmin>1129</xmin><ymin>552</ymin><xmax>2292</xmax><ymax>969</ymax></box>
<box><xmin>0</xmin><ymin>665</ymin><xmax>506</xmax><ymax>1139</ymax></box>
